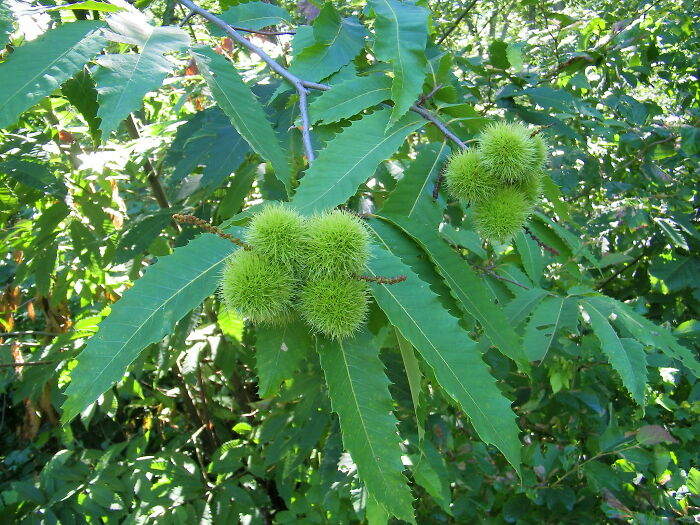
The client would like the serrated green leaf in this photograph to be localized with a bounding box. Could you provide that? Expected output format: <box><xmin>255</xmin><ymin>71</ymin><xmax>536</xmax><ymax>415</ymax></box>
<box><xmin>94</xmin><ymin>13</ymin><xmax>189</xmax><ymax>138</ymax></box>
<box><xmin>0</xmin><ymin>21</ymin><xmax>106</xmax><ymax>129</ymax></box>
<box><xmin>514</xmin><ymin>231</ymin><xmax>545</xmax><ymax>286</ymax></box>
<box><xmin>256</xmin><ymin>320</ymin><xmax>312</xmax><ymax>398</ymax></box>
<box><xmin>379</xmin><ymin>143</ymin><xmax>527</xmax><ymax>368</ymax></box>
<box><xmin>593</xmin><ymin>295</ymin><xmax>700</xmax><ymax>378</ymax></box>
<box><xmin>367</xmin><ymin>246</ymin><xmax>521</xmax><ymax>475</ymax></box>
<box><xmin>503</xmin><ymin>287</ymin><xmax>549</xmax><ymax>326</ymax></box>
<box><xmin>216</xmin><ymin>2</ymin><xmax>291</xmax><ymax>32</ymax></box>
<box><xmin>523</xmin><ymin>295</ymin><xmax>578</xmax><ymax>362</ymax></box>
<box><xmin>292</xmin><ymin>108</ymin><xmax>423</xmax><ymax>213</ymax></box>
<box><xmin>317</xmin><ymin>328</ymin><xmax>415</xmax><ymax>523</ymax></box>
<box><xmin>290</xmin><ymin>4</ymin><xmax>366</xmax><ymax>83</ymax></box>
<box><xmin>309</xmin><ymin>75</ymin><xmax>392</xmax><ymax>124</ymax></box>
<box><xmin>378</xmin><ymin>216</ymin><xmax>528</xmax><ymax>367</ymax></box>
<box><xmin>369</xmin><ymin>0</ymin><xmax>428</xmax><ymax>124</ymax></box>
<box><xmin>380</xmin><ymin>142</ymin><xmax>449</xmax><ymax>222</ymax></box>
<box><xmin>581</xmin><ymin>298</ymin><xmax>647</xmax><ymax>404</ymax></box>
<box><xmin>653</xmin><ymin>217</ymin><xmax>689</xmax><ymax>250</ymax></box>
<box><xmin>367</xmin><ymin>218</ymin><xmax>461</xmax><ymax>318</ymax></box>
<box><xmin>61</xmin><ymin>68</ymin><xmax>101</xmax><ymax>144</ymax></box>
<box><xmin>61</xmin><ymin>230</ymin><xmax>240</xmax><ymax>424</ymax></box>
<box><xmin>192</xmin><ymin>47</ymin><xmax>292</xmax><ymax>195</ymax></box>
<box><xmin>0</xmin><ymin>159</ymin><xmax>67</xmax><ymax>199</ymax></box>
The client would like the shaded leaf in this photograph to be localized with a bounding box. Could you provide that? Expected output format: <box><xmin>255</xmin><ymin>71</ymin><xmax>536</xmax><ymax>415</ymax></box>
<box><xmin>649</xmin><ymin>256</ymin><xmax>700</xmax><ymax>292</ymax></box>
<box><xmin>396</xmin><ymin>329</ymin><xmax>425</xmax><ymax>442</ymax></box>
<box><xmin>317</xmin><ymin>328</ymin><xmax>415</xmax><ymax>523</ymax></box>
<box><xmin>256</xmin><ymin>320</ymin><xmax>312</xmax><ymax>398</ymax></box>
<box><xmin>0</xmin><ymin>160</ymin><xmax>67</xmax><ymax>199</ymax></box>
<box><xmin>636</xmin><ymin>425</ymin><xmax>677</xmax><ymax>446</ymax></box>
<box><xmin>523</xmin><ymin>296</ymin><xmax>578</xmax><ymax>362</ymax></box>
<box><xmin>504</xmin><ymin>287</ymin><xmax>549</xmax><ymax>326</ymax></box>
<box><xmin>61</xmin><ymin>68</ymin><xmax>101</xmax><ymax>144</ymax></box>
<box><xmin>192</xmin><ymin>47</ymin><xmax>292</xmax><ymax>194</ymax></box>
<box><xmin>368</xmin><ymin>247</ymin><xmax>521</xmax><ymax>475</ymax></box>
<box><xmin>0</xmin><ymin>21</ymin><xmax>106</xmax><ymax>129</ymax></box>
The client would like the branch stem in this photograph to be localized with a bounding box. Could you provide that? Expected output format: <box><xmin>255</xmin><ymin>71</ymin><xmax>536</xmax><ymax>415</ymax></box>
<box><xmin>176</xmin><ymin>0</ymin><xmax>466</xmax><ymax>151</ymax></box>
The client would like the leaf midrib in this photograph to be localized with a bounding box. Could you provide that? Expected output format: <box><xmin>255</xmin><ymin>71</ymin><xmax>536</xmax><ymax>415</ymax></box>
<box><xmin>77</xmin><ymin>251</ymin><xmax>225</xmax><ymax>396</ymax></box>
<box><xmin>299</xmin><ymin>113</ymin><xmax>420</xmax><ymax>210</ymax></box>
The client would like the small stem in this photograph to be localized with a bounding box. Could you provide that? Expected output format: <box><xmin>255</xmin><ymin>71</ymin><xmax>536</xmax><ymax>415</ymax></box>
<box><xmin>530</xmin><ymin>124</ymin><xmax>553</xmax><ymax>138</ymax></box>
<box><xmin>417</xmin><ymin>83</ymin><xmax>443</xmax><ymax>106</ymax></box>
<box><xmin>0</xmin><ymin>360</ymin><xmax>55</xmax><ymax>368</ymax></box>
<box><xmin>356</xmin><ymin>274</ymin><xmax>407</xmax><ymax>285</ymax></box>
<box><xmin>298</xmin><ymin>87</ymin><xmax>315</xmax><ymax>162</ymax></box>
<box><xmin>523</xmin><ymin>225</ymin><xmax>560</xmax><ymax>256</ymax></box>
<box><xmin>229</xmin><ymin>26</ymin><xmax>296</xmax><ymax>36</ymax></box>
<box><xmin>176</xmin><ymin>0</ymin><xmax>467</xmax><ymax>151</ymax></box>
<box><xmin>173</xmin><ymin>214</ymin><xmax>251</xmax><ymax>249</ymax></box>
<box><xmin>432</xmin><ymin>170</ymin><xmax>445</xmax><ymax>200</ymax></box>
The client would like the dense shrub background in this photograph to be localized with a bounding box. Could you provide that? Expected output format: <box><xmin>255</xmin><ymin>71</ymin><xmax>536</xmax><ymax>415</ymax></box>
<box><xmin>1</xmin><ymin>0</ymin><xmax>698</xmax><ymax>522</ymax></box>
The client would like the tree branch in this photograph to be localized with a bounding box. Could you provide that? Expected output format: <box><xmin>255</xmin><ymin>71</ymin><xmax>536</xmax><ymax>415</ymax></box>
<box><xmin>124</xmin><ymin>115</ymin><xmax>181</xmax><ymax>232</ymax></box>
<box><xmin>177</xmin><ymin>0</ymin><xmax>466</xmax><ymax>152</ymax></box>
<box><xmin>229</xmin><ymin>26</ymin><xmax>296</xmax><ymax>36</ymax></box>
<box><xmin>437</xmin><ymin>0</ymin><xmax>478</xmax><ymax>45</ymax></box>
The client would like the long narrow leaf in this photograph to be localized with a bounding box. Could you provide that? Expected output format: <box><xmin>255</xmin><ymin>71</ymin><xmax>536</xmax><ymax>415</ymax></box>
<box><xmin>317</xmin><ymin>328</ymin><xmax>415</xmax><ymax>523</ymax></box>
<box><xmin>309</xmin><ymin>75</ymin><xmax>392</xmax><ymax>124</ymax></box>
<box><xmin>581</xmin><ymin>298</ymin><xmax>647</xmax><ymax>404</ymax></box>
<box><xmin>292</xmin><ymin>108</ymin><xmax>423</xmax><ymax>213</ymax></box>
<box><xmin>0</xmin><ymin>21</ymin><xmax>106</xmax><ymax>129</ymax></box>
<box><xmin>192</xmin><ymin>47</ymin><xmax>292</xmax><ymax>195</ymax></box>
<box><xmin>61</xmin><ymin>231</ymin><xmax>239</xmax><ymax>424</ymax></box>
<box><xmin>368</xmin><ymin>246</ymin><xmax>522</xmax><ymax>475</ymax></box>
<box><xmin>368</xmin><ymin>0</ymin><xmax>428</xmax><ymax>124</ymax></box>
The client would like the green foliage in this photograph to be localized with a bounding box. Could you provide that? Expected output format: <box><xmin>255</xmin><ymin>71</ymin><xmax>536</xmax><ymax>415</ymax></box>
<box><xmin>61</xmin><ymin>229</ymin><xmax>239</xmax><ymax>424</ymax></box>
<box><xmin>368</xmin><ymin>0</ymin><xmax>428</xmax><ymax>123</ymax></box>
<box><xmin>318</xmin><ymin>328</ymin><xmax>415</xmax><ymax>522</ymax></box>
<box><xmin>2</xmin><ymin>0</ymin><xmax>700</xmax><ymax>522</ymax></box>
<box><xmin>216</xmin><ymin>2</ymin><xmax>291</xmax><ymax>33</ymax></box>
<box><xmin>192</xmin><ymin>47</ymin><xmax>293</xmax><ymax>195</ymax></box>
<box><xmin>289</xmin><ymin>3</ymin><xmax>367</xmax><ymax>83</ymax></box>
<box><xmin>292</xmin><ymin>107</ymin><xmax>424</xmax><ymax>213</ymax></box>
<box><xmin>0</xmin><ymin>21</ymin><xmax>106</xmax><ymax>128</ymax></box>
<box><xmin>220</xmin><ymin>249</ymin><xmax>295</xmax><ymax>324</ymax></box>
<box><xmin>94</xmin><ymin>12</ymin><xmax>189</xmax><ymax>138</ymax></box>
<box><xmin>298</xmin><ymin>275</ymin><xmax>369</xmax><ymax>339</ymax></box>
<box><xmin>309</xmin><ymin>74</ymin><xmax>392</xmax><ymax>124</ymax></box>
